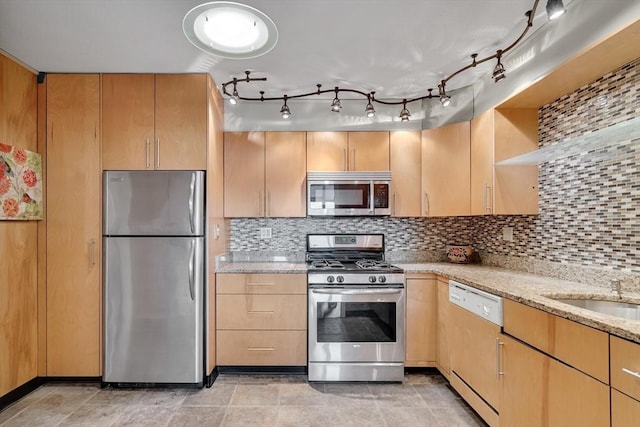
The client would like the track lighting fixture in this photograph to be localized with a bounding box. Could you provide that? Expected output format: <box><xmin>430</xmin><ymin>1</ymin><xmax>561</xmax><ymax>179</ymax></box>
<box><xmin>399</xmin><ymin>100</ymin><xmax>410</xmax><ymax>122</ymax></box>
<box><xmin>546</xmin><ymin>0</ymin><xmax>566</xmax><ymax>20</ymax></box>
<box><xmin>221</xmin><ymin>0</ymin><xmax>546</xmax><ymax>120</ymax></box>
<box><xmin>280</xmin><ymin>95</ymin><xmax>291</xmax><ymax>119</ymax></box>
<box><xmin>438</xmin><ymin>83</ymin><xmax>451</xmax><ymax>107</ymax></box>
<box><xmin>330</xmin><ymin>87</ymin><xmax>342</xmax><ymax>112</ymax></box>
<box><xmin>365</xmin><ymin>94</ymin><xmax>376</xmax><ymax>118</ymax></box>
<box><xmin>492</xmin><ymin>50</ymin><xmax>506</xmax><ymax>83</ymax></box>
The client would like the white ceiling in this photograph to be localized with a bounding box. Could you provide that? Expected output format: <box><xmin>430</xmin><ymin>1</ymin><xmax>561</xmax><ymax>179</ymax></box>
<box><xmin>1</xmin><ymin>0</ymin><xmax>636</xmax><ymax>130</ymax></box>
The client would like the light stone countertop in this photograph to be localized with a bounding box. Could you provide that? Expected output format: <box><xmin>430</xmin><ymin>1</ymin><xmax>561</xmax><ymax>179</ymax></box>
<box><xmin>215</xmin><ymin>260</ymin><xmax>640</xmax><ymax>343</ymax></box>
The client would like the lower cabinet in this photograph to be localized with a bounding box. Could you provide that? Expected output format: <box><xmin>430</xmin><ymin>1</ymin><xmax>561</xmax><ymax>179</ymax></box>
<box><xmin>215</xmin><ymin>273</ymin><xmax>307</xmax><ymax>366</ymax></box>
<box><xmin>610</xmin><ymin>335</ymin><xmax>640</xmax><ymax>427</ymax></box>
<box><xmin>405</xmin><ymin>275</ymin><xmax>436</xmax><ymax>367</ymax></box>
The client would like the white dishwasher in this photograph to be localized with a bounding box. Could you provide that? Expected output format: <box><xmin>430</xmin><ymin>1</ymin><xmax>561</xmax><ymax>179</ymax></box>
<box><xmin>448</xmin><ymin>280</ymin><xmax>503</xmax><ymax>427</ymax></box>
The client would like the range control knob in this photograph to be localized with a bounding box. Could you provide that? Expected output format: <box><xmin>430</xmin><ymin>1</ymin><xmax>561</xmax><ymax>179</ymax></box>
<box><xmin>336</xmin><ymin>275</ymin><xmax>344</xmax><ymax>283</ymax></box>
<box><xmin>369</xmin><ymin>275</ymin><xmax>377</xmax><ymax>283</ymax></box>
<box><xmin>378</xmin><ymin>276</ymin><xmax>387</xmax><ymax>283</ymax></box>
<box><xmin>326</xmin><ymin>275</ymin><xmax>335</xmax><ymax>283</ymax></box>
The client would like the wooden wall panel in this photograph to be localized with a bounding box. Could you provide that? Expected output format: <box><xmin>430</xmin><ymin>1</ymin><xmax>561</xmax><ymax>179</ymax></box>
<box><xmin>0</xmin><ymin>53</ymin><xmax>38</xmax><ymax>397</ymax></box>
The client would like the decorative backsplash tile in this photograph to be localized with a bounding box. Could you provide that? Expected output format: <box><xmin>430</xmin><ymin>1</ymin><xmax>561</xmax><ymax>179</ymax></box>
<box><xmin>229</xmin><ymin>58</ymin><xmax>640</xmax><ymax>281</ymax></box>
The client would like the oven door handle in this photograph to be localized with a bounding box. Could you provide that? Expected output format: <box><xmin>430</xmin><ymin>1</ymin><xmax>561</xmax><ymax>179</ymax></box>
<box><xmin>311</xmin><ymin>288</ymin><xmax>403</xmax><ymax>295</ymax></box>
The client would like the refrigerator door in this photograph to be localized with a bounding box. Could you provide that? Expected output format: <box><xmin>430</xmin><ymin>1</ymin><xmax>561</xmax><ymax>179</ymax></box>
<box><xmin>104</xmin><ymin>236</ymin><xmax>204</xmax><ymax>384</ymax></box>
<box><xmin>103</xmin><ymin>171</ymin><xmax>204</xmax><ymax>236</ymax></box>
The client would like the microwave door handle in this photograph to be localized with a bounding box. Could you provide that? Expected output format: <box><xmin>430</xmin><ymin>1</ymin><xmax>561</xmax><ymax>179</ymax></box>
<box><xmin>370</xmin><ymin>182</ymin><xmax>375</xmax><ymax>214</ymax></box>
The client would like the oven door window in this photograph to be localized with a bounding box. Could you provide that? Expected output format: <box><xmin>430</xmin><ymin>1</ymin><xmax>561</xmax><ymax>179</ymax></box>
<box><xmin>309</xmin><ymin>183</ymin><xmax>370</xmax><ymax>210</ymax></box>
<box><xmin>315</xmin><ymin>301</ymin><xmax>396</xmax><ymax>342</ymax></box>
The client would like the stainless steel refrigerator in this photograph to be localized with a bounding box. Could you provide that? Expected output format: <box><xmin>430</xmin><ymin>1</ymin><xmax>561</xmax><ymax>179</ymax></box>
<box><xmin>103</xmin><ymin>170</ymin><xmax>205</xmax><ymax>385</ymax></box>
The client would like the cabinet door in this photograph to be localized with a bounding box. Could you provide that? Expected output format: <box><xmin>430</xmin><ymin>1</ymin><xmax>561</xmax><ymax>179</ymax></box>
<box><xmin>405</xmin><ymin>276</ymin><xmax>436</xmax><ymax>367</ymax></box>
<box><xmin>494</xmin><ymin>109</ymin><xmax>538</xmax><ymax>214</ymax></box>
<box><xmin>548</xmin><ymin>357</ymin><xmax>610</xmax><ymax>426</ymax></box>
<box><xmin>155</xmin><ymin>74</ymin><xmax>207</xmax><ymax>170</ymax></box>
<box><xmin>46</xmin><ymin>74</ymin><xmax>101</xmax><ymax>376</ymax></box>
<box><xmin>348</xmin><ymin>131</ymin><xmax>389</xmax><ymax>171</ymax></box>
<box><xmin>470</xmin><ymin>110</ymin><xmax>494</xmax><ymax>215</ymax></box>
<box><xmin>610</xmin><ymin>335</ymin><xmax>640</xmax><ymax>401</ymax></box>
<box><xmin>612</xmin><ymin>389</ymin><xmax>640</xmax><ymax>427</ymax></box>
<box><xmin>435</xmin><ymin>277</ymin><xmax>450</xmax><ymax>378</ymax></box>
<box><xmin>390</xmin><ymin>131</ymin><xmax>422</xmax><ymax>217</ymax></box>
<box><xmin>265</xmin><ymin>132</ymin><xmax>306</xmax><ymax>217</ymax></box>
<box><xmin>224</xmin><ymin>132</ymin><xmax>265</xmax><ymax>217</ymax></box>
<box><xmin>421</xmin><ymin>122</ymin><xmax>471</xmax><ymax>216</ymax></box>
<box><xmin>306</xmin><ymin>131</ymin><xmax>347</xmax><ymax>171</ymax></box>
<box><xmin>101</xmin><ymin>74</ymin><xmax>155</xmax><ymax>170</ymax></box>
<box><xmin>499</xmin><ymin>334</ymin><xmax>546</xmax><ymax>426</ymax></box>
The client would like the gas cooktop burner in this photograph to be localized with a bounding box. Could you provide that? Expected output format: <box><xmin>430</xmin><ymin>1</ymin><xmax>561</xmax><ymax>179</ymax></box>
<box><xmin>354</xmin><ymin>259</ymin><xmax>395</xmax><ymax>270</ymax></box>
<box><xmin>310</xmin><ymin>260</ymin><xmax>345</xmax><ymax>270</ymax></box>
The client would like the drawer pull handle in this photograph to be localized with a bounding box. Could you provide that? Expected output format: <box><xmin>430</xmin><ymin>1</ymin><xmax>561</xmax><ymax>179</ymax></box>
<box><xmin>248</xmin><ymin>347</ymin><xmax>275</xmax><ymax>352</ymax></box>
<box><xmin>247</xmin><ymin>283</ymin><xmax>275</xmax><ymax>287</ymax></box>
<box><xmin>622</xmin><ymin>368</ymin><xmax>640</xmax><ymax>379</ymax></box>
<box><xmin>247</xmin><ymin>310</ymin><xmax>275</xmax><ymax>315</ymax></box>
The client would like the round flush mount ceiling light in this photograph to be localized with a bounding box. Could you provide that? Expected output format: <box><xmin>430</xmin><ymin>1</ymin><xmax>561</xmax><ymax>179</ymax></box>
<box><xmin>183</xmin><ymin>1</ymin><xmax>278</xmax><ymax>59</ymax></box>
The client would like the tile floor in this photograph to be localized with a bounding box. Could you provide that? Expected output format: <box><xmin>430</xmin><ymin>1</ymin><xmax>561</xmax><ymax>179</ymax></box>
<box><xmin>0</xmin><ymin>372</ymin><xmax>487</xmax><ymax>427</ymax></box>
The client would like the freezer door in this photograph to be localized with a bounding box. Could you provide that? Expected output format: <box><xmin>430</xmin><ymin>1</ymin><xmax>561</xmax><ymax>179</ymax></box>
<box><xmin>103</xmin><ymin>171</ymin><xmax>204</xmax><ymax>236</ymax></box>
<box><xmin>104</xmin><ymin>236</ymin><xmax>204</xmax><ymax>384</ymax></box>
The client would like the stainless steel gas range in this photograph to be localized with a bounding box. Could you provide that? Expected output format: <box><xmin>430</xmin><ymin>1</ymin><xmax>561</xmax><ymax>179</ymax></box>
<box><xmin>306</xmin><ymin>234</ymin><xmax>405</xmax><ymax>382</ymax></box>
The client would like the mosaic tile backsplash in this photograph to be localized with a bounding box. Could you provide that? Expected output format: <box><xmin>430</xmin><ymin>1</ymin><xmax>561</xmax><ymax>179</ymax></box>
<box><xmin>230</xmin><ymin>58</ymin><xmax>640</xmax><ymax>280</ymax></box>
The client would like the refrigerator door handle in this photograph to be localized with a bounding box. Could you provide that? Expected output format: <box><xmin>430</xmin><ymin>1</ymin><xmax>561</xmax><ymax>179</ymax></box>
<box><xmin>188</xmin><ymin>239</ymin><xmax>195</xmax><ymax>301</ymax></box>
<box><xmin>188</xmin><ymin>173</ymin><xmax>196</xmax><ymax>234</ymax></box>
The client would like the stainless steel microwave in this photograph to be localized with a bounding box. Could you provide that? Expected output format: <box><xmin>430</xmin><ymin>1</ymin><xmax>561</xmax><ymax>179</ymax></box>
<box><xmin>307</xmin><ymin>171</ymin><xmax>391</xmax><ymax>216</ymax></box>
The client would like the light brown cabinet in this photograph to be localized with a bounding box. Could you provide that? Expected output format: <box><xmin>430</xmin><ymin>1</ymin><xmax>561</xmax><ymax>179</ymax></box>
<box><xmin>46</xmin><ymin>74</ymin><xmax>101</xmax><ymax>376</ymax></box>
<box><xmin>435</xmin><ymin>276</ymin><xmax>450</xmax><ymax>379</ymax></box>
<box><xmin>224</xmin><ymin>131</ymin><xmax>306</xmax><ymax>217</ymax></box>
<box><xmin>306</xmin><ymin>131</ymin><xmax>389</xmax><ymax>171</ymax></box>
<box><xmin>102</xmin><ymin>73</ymin><xmax>207</xmax><ymax>170</ymax></box>
<box><xmin>216</xmin><ymin>273</ymin><xmax>307</xmax><ymax>366</ymax></box>
<box><xmin>610</xmin><ymin>335</ymin><xmax>640</xmax><ymax>426</ymax></box>
<box><xmin>404</xmin><ymin>274</ymin><xmax>436</xmax><ymax>367</ymax></box>
<box><xmin>500</xmin><ymin>299</ymin><xmax>610</xmax><ymax>427</ymax></box>
<box><xmin>390</xmin><ymin>131</ymin><xmax>422</xmax><ymax>217</ymax></box>
<box><xmin>470</xmin><ymin>108</ymin><xmax>538</xmax><ymax>215</ymax></box>
<box><xmin>421</xmin><ymin>121</ymin><xmax>471</xmax><ymax>216</ymax></box>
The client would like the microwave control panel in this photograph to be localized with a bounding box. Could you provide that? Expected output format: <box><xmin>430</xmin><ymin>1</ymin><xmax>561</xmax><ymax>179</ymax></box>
<box><xmin>373</xmin><ymin>184</ymin><xmax>389</xmax><ymax>208</ymax></box>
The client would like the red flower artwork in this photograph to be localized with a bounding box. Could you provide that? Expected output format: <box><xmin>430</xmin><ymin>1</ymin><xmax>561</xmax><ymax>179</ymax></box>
<box><xmin>0</xmin><ymin>176</ymin><xmax>10</xmax><ymax>195</ymax></box>
<box><xmin>13</xmin><ymin>148</ymin><xmax>27</xmax><ymax>165</ymax></box>
<box><xmin>0</xmin><ymin>143</ymin><xmax>11</xmax><ymax>153</ymax></box>
<box><xmin>2</xmin><ymin>198</ymin><xmax>19</xmax><ymax>217</ymax></box>
<box><xmin>23</xmin><ymin>169</ymin><xmax>37</xmax><ymax>187</ymax></box>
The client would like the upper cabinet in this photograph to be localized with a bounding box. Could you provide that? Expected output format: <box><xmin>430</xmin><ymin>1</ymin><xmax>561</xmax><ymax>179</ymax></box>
<box><xmin>422</xmin><ymin>121</ymin><xmax>471</xmax><ymax>217</ymax></box>
<box><xmin>307</xmin><ymin>131</ymin><xmax>389</xmax><ymax>171</ymax></box>
<box><xmin>390</xmin><ymin>131</ymin><xmax>422</xmax><ymax>217</ymax></box>
<box><xmin>470</xmin><ymin>108</ymin><xmax>538</xmax><ymax>215</ymax></box>
<box><xmin>224</xmin><ymin>131</ymin><xmax>306</xmax><ymax>218</ymax></box>
<box><xmin>102</xmin><ymin>74</ymin><xmax>207</xmax><ymax>170</ymax></box>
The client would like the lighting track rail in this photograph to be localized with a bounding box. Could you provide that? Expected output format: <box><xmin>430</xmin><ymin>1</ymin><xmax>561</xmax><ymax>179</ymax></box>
<box><xmin>222</xmin><ymin>0</ymin><xmax>563</xmax><ymax>120</ymax></box>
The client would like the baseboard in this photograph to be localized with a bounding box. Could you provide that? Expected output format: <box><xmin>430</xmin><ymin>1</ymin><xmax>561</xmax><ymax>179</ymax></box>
<box><xmin>217</xmin><ymin>366</ymin><xmax>307</xmax><ymax>375</ymax></box>
<box><xmin>0</xmin><ymin>377</ymin><xmax>45</xmax><ymax>411</ymax></box>
<box><xmin>205</xmin><ymin>367</ymin><xmax>219</xmax><ymax>388</ymax></box>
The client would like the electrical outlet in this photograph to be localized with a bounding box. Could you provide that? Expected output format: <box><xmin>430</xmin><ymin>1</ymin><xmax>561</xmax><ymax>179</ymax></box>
<box><xmin>502</xmin><ymin>226</ymin><xmax>514</xmax><ymax>242</ymax></box>
<box><xmin>259</xmin><ymin>227</ymin><xmax>272</xmax><ymax>239</ymax></box>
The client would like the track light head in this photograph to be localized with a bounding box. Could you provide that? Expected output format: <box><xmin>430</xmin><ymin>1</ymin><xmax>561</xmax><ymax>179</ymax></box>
<box><xmin>229</xmin><ymin>80</ymin><xmax>239</xmax><ymax>105</ymax></box>
<box><xmin>546</xmin><ymin>0</ymin><xmax>565</xmax><ymax>20</ymax></box>
<box><xmin>331</xmin><ymin>87</ymin><xmax>342</xmax><ymax>112</ymax></box>
<box><xmin>365</xmin><ymin>94</ymin><xmax>376</xmax><ymax>118</ymax></box>
<box><xmin>399</xmin><ymin>100</ymin><xmax>411</xmax><ymax>122</ymax></box>
<box><xmin>439</xmin><ymin>84</ymin><xmax>451</xmax><ymax>107</ymax></box>
<box><xmin>492</xmin><ymin>51</ymin><xmax>506</xmax><ymax>83</ymax></box>
<box><xmin>280</xmin><ymin>95</ymin><xmax>291</xmax><ymax>119</ymax></box>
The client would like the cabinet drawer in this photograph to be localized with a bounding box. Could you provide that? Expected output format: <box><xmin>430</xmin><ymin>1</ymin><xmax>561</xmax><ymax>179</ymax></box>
<box><xmin>612</xmin><ymin>388</ymin><xmax>640</xmax><ymax>427</ymax></box>
<box><xmin>611</xmin><ymin>335</ymin><xmax>640</xmax><ymax>400</ymax></box>
<box><xmin>217</xmin><ymin>294</ymin><xmax>307</xmax><ymax>330</ymax></box>
<box><xmin>216</xmin><ymin>330</ymin><xmax>307</xmax><ymax>366</ymax></box>
<box><xmin>503</xmin><ymin>299</ymin><xmax>609</xmax><ymax>383</ymax></box>
<box><xmin>217</xmin><ymin>273</ymin><xmax>306</xmax><ymax>294</ymax></box>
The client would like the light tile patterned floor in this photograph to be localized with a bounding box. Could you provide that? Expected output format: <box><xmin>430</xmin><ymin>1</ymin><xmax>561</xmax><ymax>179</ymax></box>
<box><xmin>0</xmin><ymin>372</ymin><xmax>487</xmax><ymax>426</ymax></box>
